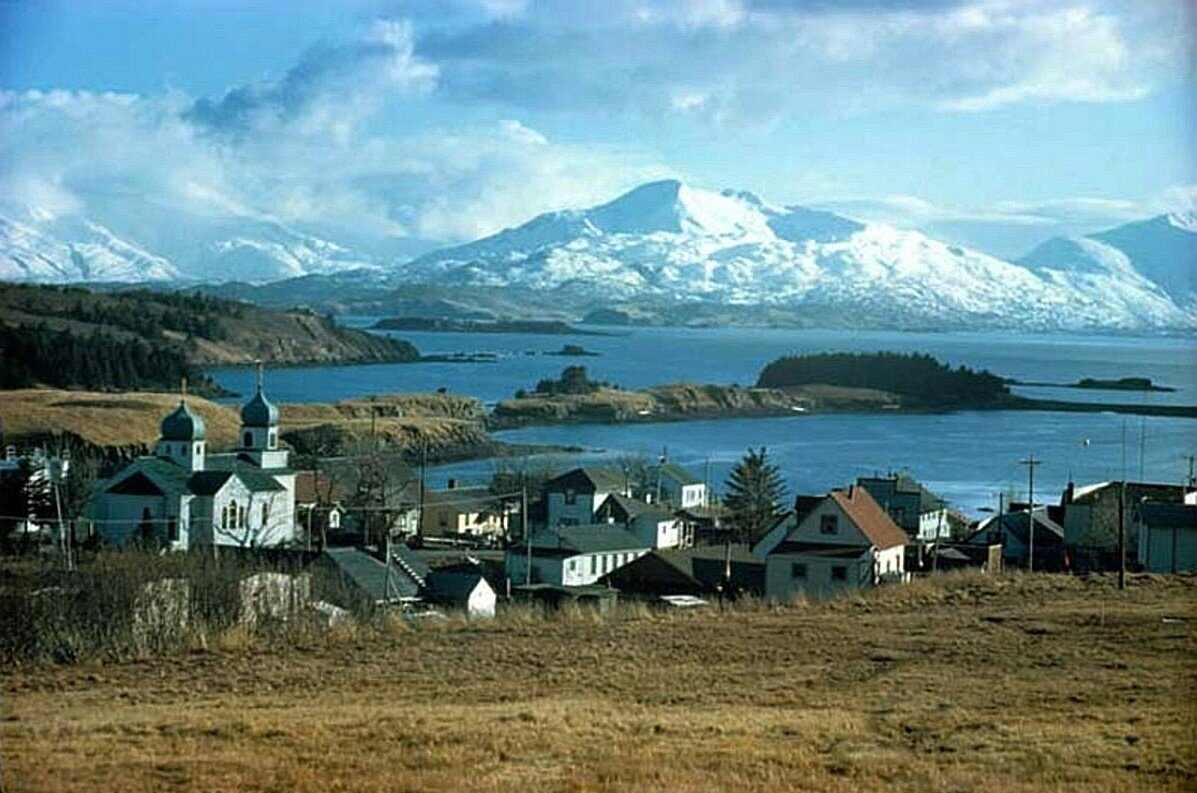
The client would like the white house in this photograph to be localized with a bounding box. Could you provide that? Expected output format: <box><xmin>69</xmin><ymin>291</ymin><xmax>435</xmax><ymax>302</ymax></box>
<box><xmin>505</xmin><ymin>525</ymin><xmax>651</xmax><ymax>587</ymax></box>
<box><xmin>93</xmin><ymin>371</ymin><xmax>297</xmax><ymax>550</ymax></box>
<box><xmin>595</xmin><ymin>493</ymin><xmax>686</xmax><ymax>548</ymax></box>
<box><xmin>543</xmin><ymin>467</ymin><xmax>630</xmax><ymax>527</ymax></box>
<box><xmin>753</xmin><ymin>485</ymin><xmax>908</xmax><ymax>600</ymax></box>
<box><xmin>855</xmin><ymin>474</ymin><xmax>947</xmax><ymax>543</ymax></box>
<box><xmin>649</xmin><ymin>462</ymin><xmax>708</xmax><ymax>508</ymax></box>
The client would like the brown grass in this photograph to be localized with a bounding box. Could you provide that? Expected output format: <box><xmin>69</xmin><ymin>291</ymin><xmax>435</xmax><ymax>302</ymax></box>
<box><xmin>3</xmin><ymin>572</ymin><xmax>1194</xmax><ymax>792</ymax></box>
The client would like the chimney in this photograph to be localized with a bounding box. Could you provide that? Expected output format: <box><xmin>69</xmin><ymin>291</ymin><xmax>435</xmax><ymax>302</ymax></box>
<box><xmin>447</xmin><ymin>478</ymin><xmax>457</xmax><ymax>490</ymax></box>
<box><xmin>1063</xmin><ymin>481</ymin><xmax>1075</xmax><ymax>505</ymax></box>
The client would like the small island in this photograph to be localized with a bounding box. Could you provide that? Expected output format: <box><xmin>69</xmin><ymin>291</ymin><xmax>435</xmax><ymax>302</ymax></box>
<box><xmin>371</xmin><ymin>317</ymin><xmax>614</xmax><ymax>336</ymax></box>
<box><xmin>1008</xmin><ymin>375</ymin><xmax>1176</xmax><ymax>393</ymax></box>
<box><xmin>545</xmin><ymin>344</ymin><xmax>601</xmax><ymax>357</ymax></box>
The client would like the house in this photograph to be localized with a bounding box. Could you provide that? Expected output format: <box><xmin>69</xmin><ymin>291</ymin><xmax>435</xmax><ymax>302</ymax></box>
<box><xmin>293</xmin><ymin>470</ymin><xmax>347</xmax><ymax>542</ymax></box>
<box><xmin>595</xmin><ymin>493</ymin><xmax>686</xmax><ymax>548</ymax></box>
<box><xmin>1136</xmin><ymin>502</ymin><xmax>1197</xmax><ymax>573</ymax></box>
<box><xmin>600</xmin><ymin>545</ymin><xmax>765</xmax><ymax>599</ymax></box>
<box><xmin>505</xmin><ymin>524</ymin><xmax>650</xmax><ymax>587</ymax></box>
<box><xmin>92</xmin><ymin>371</ymin><xmax>297</xmax><ymax>550</ymax></box>
<box><xmin>752</xmin><ymin>486</ymin><xmax>908</xmax><ymax>600</ymax></box>
<box><xmin>543</xmin><ymin>467</ymin><xmax>630</xmax><ymax>527</ymax></box>
<box><xmin>855</xmin><ymin>474</ymin><xmax>948</xmax><ymax>543</ymax></box>
<box><xmin>964</xmin><ymin>507</ymin><xmax>1064</xmax><ymax>571</ymax></box>
<box><xmin>424</xmin><ymin>565</ymin><xmax>497</xmax><ymax>618</ymax></box>
<box><xmin>420</xmin><ymin>483</ymin><xmax>515</xmax><ymax>543</ymax></box>
<box><xmin>1060</xmin><ymin>481</ymin><xmax>1186</xmax><ymax>571</ymax></box>
<box><xmin>319</xmin><ymin>545</ymin><xmax>428</xmax><ymax>608</ymax></box>
<box><xmin>643</xmin><ymin>462</ymin><xmax>708</xmax><ymax>509</ymax></box>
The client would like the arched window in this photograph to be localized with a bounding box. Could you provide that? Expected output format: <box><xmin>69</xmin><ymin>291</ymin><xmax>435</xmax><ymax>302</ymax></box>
<box><xmin>221</xmin><ymin>505</ymin><xmax>229</xmax><ymax>530</ymax></box>
<box><xmin>268</xmin><ymin>431</ymin><xmax>277</xmax><ymax>450</ymax></box>
<box><xmin>244</xmin><ymin>431</ymin><xmax>253</xmax><ymax>448</ymax></box>
<box><xmin>239</xmin><ymin>503</ymin><xmax>247</xmax><ymax>529</ymax></box>
<box><xmin>261</xmin><ymin>503</ymin><xmax>270</xmax><ymax>527</ymax></box>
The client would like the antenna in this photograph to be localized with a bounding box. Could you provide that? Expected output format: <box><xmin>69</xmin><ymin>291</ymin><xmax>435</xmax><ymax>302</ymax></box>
<box><xmin>180</xmin><ymin>377</ymin><xmax>188</xmax><ymax>402</ymax></box>
<box><xmin>255</xmin><ymin>359</ymin><xmax>265</xmax><ymax>391</ymax></box>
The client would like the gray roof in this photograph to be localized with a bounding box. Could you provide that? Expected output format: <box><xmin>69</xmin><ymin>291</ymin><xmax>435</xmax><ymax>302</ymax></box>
<box><xmin>1139</xmin><ymin>502</ymin><xmax>1197</xmax><ymax>529</ymax></box>
<box><xmin>323</xmin><ymin>547</ymin><xmax>422</xmax><ymax>602</ymax></box>
<box><xmin>600</xmin><ymin>493</ymin><xmax>674</xmax><ymax>521</ymax></box>
<box><xmin>107</xmin><ymin>457</ymin><xmax>193</xmax><ymax>497</ymax></box>
<box><xmin>525</xmin><ymin>524</ymin><xmax>650</xmax><ymax>554</ymax></box>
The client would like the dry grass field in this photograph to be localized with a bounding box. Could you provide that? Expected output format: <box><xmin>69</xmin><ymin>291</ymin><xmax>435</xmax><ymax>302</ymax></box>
<box><xmin>3</xmin><ymin>572</ymin><xmax>1195</xmax><ymax>792</ymax></box>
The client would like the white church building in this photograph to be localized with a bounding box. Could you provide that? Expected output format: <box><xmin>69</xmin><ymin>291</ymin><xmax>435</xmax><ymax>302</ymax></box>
<box><xmin>93</xmin><ymin>372</ymin><xmax>297</xmax><ymax>550</ymax></box>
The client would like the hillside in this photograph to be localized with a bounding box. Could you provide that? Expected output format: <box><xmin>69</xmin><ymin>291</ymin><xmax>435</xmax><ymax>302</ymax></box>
<box><xmin>3</xmin><ymin>573</ymin><xmax>1193</xmax><ymax>792</ymax></box>
<box><xmin>0</xmin><ymin>283</ymin><xmax>419</xmax><ymax>392</ymax></box>
<box><xmin>0</xmin><ymin>390</ymin><xmax>503</xmax><ymax>464</ymax></box>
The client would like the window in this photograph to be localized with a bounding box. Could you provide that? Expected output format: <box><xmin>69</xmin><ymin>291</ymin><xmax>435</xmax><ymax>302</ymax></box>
<box><xmin>589</xmin><ymin>556</ymin><xmax>596</xmax><ymax>575</ymax></box>
<box><xmin>167</xmin><ymin>518</ymin><xmax>178</xmax><ymax>542</ymax></box>
<box><xmin>244</xmin><ymin>431</ymin><xmax>253</xmax><ymax>448</ymax></box>
<box><xmin>268</xmin><ymin>431</ymin><xmax>277</xmax><ymax>450</ymax></box>
<box><xmin>261</xmin><ymin>503</ymin><xmax>270</xmax><ymax>527</ymax></box>
<box><xmin>791</xmin><ymin>563</ymin><xmax>807</xmax><ymax>579</ymax></box>
<box><xmin>561</xmin><ymin>517</ymin><xmax>579</xmax><ymax>527</ymax></box>
<box><xmin>820</xmin><ymin>514</ymin><xmax>838</xmax><ymax>535</ymax></box>
<box><xmin>831</xmin><ymin>566</ymin><xmax>847</xmax><ymax>581</ymax></box>
<box><xmin>564</xmin><ymin>488</ymin><xmax>577</xmax><ymax>505</ymax></box>
<box><xmin>221</xmin><ymin>505</ymin><xmax>229</xmax><ymax>530</ymax></box>
<box><xmin>194</xmin><ymin>444</ymin><xmax>201</xmax><ymax>455</ymax></box>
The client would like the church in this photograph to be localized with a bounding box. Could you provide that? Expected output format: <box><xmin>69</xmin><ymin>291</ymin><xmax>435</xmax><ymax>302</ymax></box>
<box><xmin>93</xmin><ymin>370</ymin><xmax>297</xmax><ymax>550</ymax></box>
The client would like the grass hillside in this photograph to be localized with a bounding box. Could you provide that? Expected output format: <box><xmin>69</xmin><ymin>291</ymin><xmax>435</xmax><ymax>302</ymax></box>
<box><xmin>0</xmin><ymin>389</ymin><xmax>492</xmax><ymax>462</ymax></box>
<box><xmin>0</xmin><ymin>283</ymin><xmax>419</xmax><ymax>393</ymax></box>
<box><xmin>2</xmin><ymin>572</ymin><xmax>1193</xmax><ymax>791</ymax></box>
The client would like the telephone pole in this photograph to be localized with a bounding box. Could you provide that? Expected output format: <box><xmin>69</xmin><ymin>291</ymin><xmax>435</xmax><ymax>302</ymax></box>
<box><xmin>1019</xmin><ymin>455</ymin><xmax>1041</xmax><ymax>572</ymax></box>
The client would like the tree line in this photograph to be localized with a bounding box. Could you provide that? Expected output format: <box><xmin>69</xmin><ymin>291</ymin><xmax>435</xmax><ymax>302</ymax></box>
<box><xmin>756</xmin><ymin>351</ymin><xmax>1009</xmax><ymax>408</ymax></box>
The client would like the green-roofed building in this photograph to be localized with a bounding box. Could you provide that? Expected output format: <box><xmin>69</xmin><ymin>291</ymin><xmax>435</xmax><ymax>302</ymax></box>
<box><xmin>505</xmin><ymin>524</ymin><xmax>651</xmax><ymax>587</ymax></box>
<box><xmin>92</xmin><ymin>369</ymin><xmax>298</xmax><ymax>550</ymax></box>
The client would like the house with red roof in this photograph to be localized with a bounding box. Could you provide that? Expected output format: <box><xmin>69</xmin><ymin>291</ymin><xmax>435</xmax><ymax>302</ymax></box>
<box><xmin>752</xmin><ymin>485</ymin><xmax>909</xmax><ymax>599</ymax></box>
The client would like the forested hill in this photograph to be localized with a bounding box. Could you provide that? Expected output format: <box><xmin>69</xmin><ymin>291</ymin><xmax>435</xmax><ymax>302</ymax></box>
<box><xmin>0</xmin><ymin>283</ymin><xmax>419</xmax><ymax>393</ymax></box>
<box><xmin>756</xmin><ymin>352</ymin><xmax>1011</xmax><ymax>408</ymax></box>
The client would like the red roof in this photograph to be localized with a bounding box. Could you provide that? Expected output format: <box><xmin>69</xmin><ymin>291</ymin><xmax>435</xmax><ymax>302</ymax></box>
<box><xmin>830</xmin><ymin>486</ymin><xmax>908</xmax><ymax>550</ymax></box>
<box><xmin>294</xmin><ymin>471</ymin><xmax>347</xmax><ymax>504</ymax></box>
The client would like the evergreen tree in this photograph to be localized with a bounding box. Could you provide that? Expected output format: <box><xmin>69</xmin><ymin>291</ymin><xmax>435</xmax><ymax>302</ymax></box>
<box><xmin>723</xmin><ymin>447</ymin><xmax>786</xmax><ymax>544</ymax></box>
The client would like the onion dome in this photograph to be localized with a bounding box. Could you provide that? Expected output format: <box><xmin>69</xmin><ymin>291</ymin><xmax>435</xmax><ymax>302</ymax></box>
<box><xmin>160</xmin><ymin>401</ymin><xmax>206</xmax><ymax>441</ymax></box>
<box><xmin>240</xmin><ymin>387</ymin><xmax>278</xmax><ymax>428</ymax></box>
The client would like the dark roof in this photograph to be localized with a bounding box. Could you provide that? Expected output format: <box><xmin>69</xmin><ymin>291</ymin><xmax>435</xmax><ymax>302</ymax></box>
<box><xmin>1138</xmin><ymin>502</ymin><xmax>1197</xmax><ymax>529</ymax></box>
<box><xmin>186</xmin><ymin>470</ymin><xmax>235</xmax><ymax>496</ymax></box>
<box><xmin>654</xmin><ymin>462</ymin><xmax>703</xmax><ymax>486</ymax></box>
<box><xmin>598</xmin><ymin>493</ymin><xmax>674</xmax><ymax>522</ymax></box>
<box><xmin>205</xmin><ymin>452</ymin><xmax>294</xmax><ymax>476</ymax></box>
<box><xmin>966</xmin><ymin>509</ymin><xmax>1065</xmax><ymax>546</ymax></box>
<box><xmin>425</xmin><ymin>569</ymin><xmax>490</xmax><ymax>602</ymax></box>
<box><xmin>323</xmin><ymin>547</ymin><xmax>422</xmax><ymax>602</ymax></box>
<box><xmin>545</xmin><ymin>467</ymin><xmax>627</xmax><ymax>494</ymax></box>
<box><xmin>424</xmin><ymin>486</ymin><xmax>502</xmax><ymax>514</ymax></box>
<box><xmin>770</xmin><ymin>541</ymin><xmax>871</xmax><ymax>559</ymax></box>
<box><xmin>830</xmin><ymin>487</ymin><xmax>908</xmax><ymax>550</ymax></box>
<box><xmin>110</xmin><ymin>457</ymin><xmax>193</xmax><ymax>498</ymax></box>
<box><xmin>393</xmin><ymin>545</ymin><xmax>433</xmax><ymax>580</ymax></box>
<box><xmin>160</xmin><ymin>400</ymin><xmax>205</xmax><ymax>441</ymax></box>
<box><xmin>856</xmin><ymin>474</ymin><xmax>942</xmax><ymax>513</ymax></box>
<box><xmin>524</xmin><ymin>524</ymin><xmax>649</xmax><ymax>554</ymax></box>
<box><xmin>106</xmin><ymin>471</ymin><xmax>165</xmax><ymax>496</ymax></box>
<box><xmin>240</xmin><ymin>386</ymin><xmax>279</xmax><ymax>428</ymax></box>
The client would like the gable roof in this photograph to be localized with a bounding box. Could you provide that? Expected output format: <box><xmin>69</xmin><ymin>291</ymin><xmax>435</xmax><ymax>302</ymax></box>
<box><xmin>654</xmin><ymin>462</ymin><xmax>703</xmax><ymax>486</ymax></box>
<box><xmin>830</xmin><ymin>486</ymin><xmax>908</xmax><ymax>550</ymax></box>
<box><xmin>545</xmin><ymin>467</ymin><xmax>627</xmax><ymax>494</ymax></box>
<box><xmin>106</xmin><ymin>471</ymin><xmax>166</xmax><ymax>496</ymax></box>
<box><xmin>856</xmin><ymin>474</ymin><xmax>942</xmax><ymax>513</ymax></box>
<box><xmin>186</xmin><ymin>470</ymin><xmax>235</xmax><ymax>496</ymax></box>
<box><xmin>524</xmin><ymin>524</ymin><xmax>649</xmax><ymax>554</ymax></box>
<box><xmin>967</xmin><ymin>509</ymin><xmax>1065</xmax><ymax>546</ymax></box>
<box><xmin>598</xmin><ymin>493</ymin><xmax>674</xmax><ymax>522</ymax></box>
<box><xmin>425</xmin><ymin>569</ymin><xmax>491</xmax><ymax>602</ymax></box>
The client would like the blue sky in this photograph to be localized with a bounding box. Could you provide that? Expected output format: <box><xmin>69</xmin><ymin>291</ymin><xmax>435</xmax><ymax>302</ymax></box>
<box><xmin>1</xmin><ymin>0</ymin><xmax>1193</xmax><ymax>258</ymax></box>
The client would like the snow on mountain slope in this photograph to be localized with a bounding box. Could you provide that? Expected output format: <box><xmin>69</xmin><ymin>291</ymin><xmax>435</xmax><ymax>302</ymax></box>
<box><xmin>1021</xmin><ymin>213</ymin><xmax>1196</xmax><ymax>313</ymax></box>
<box><xmin>405</xmin><ymin>181</ymin><xmax>1195</xmax><ymax>331</ymax></box>
<box><xmin>0</xmin><ymin>215</ymin><xmax>179</xmax><ymax>282</ymax></box>
<box><xmin>0</xmin><ymin>206</ymin><xmax>379</xmax><ymax>284</ymax></box>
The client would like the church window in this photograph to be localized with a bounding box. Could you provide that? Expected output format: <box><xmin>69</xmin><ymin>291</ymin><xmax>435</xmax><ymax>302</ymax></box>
<box><xmin>221</xmin><ymin>505</ymin><xmax>229</xmax><ymax>530</ymax></box>
<box><xmin>261</xmin><ymin>503</ymin><xmax>270</xmax><ymax>527</ymax></box>
<box><xmin>244</xmin><ymin>431</ymin><xmax>253</xmax><ymax>448</ymax></box>
<box><xmin>268</xmin><ymin>431</ymin><xmax>277</xmax><ymax>450</ymax></box>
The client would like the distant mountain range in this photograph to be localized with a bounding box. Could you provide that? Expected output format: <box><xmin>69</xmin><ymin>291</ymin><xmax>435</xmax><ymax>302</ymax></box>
<box><xmin>2</xmin><ymin>180</ymin><xmax>1194</xmax><ymax>332</ymax></box>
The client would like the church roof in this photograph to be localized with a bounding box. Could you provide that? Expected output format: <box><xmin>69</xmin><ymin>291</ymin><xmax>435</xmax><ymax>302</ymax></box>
<box><xmin>241</xmin><ymin>386</ymin><xmax>279</xmax><ymax>428</ymax></box>
<box><xmin>160</xmin><ymin>400</ymin><xmax>206</xmax><ymax>441</ymax></box>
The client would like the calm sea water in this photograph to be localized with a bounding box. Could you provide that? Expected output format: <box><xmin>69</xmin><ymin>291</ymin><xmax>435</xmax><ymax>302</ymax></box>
<box><xmin>209</xmin><ymin>322</ymin><xmax>1197</xmax><ymax>515</ymax></box>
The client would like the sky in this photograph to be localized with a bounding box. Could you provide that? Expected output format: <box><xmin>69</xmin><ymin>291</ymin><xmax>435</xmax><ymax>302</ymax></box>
<box><xmin>1</xmin><ymin>0</ymin><xmax>1194</xmax><ymax>259</ymax></box>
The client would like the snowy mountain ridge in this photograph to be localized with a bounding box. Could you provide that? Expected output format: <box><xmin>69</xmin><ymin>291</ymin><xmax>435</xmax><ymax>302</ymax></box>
<box><xmin>406</xmin><ymin>180</ymin><xmax>1195</xmax><ymax>332</ymax></box>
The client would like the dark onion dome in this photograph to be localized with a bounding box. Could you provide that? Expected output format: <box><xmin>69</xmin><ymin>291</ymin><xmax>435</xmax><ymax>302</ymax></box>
<box><xmin>240</xmin><ymin>386</ymin><xmax>279</xmax><ymax>428</ymax></box>
<box><xmin>160</xmin><ymin>400</ymin><xmax>206</xmax><ymax>441</ymax></box>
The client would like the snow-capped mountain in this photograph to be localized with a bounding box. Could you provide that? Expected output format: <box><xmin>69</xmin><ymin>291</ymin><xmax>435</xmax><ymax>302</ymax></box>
<box><xmin>0</xmin><ymin>205</ymin><xmax>387</xmax><ymax>284</ymax></box>
<box><xmin>404</xmin><ymin>180</ymin><xmax>1195</xmax><ymax>331</ymax></box>
<box><xmin>1021</xmin><ymin>212</ymin><xmax>1196</xmax><ymax>311</ymax></box>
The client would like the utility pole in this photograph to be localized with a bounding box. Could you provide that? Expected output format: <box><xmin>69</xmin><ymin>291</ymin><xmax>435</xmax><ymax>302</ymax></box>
<box><xmin>1117</xmin><ymin>482</ymin><xmax>1126</xmax><ymax>590</ymax></box>
<box><xmin>522</xmin><ymin>486</ymin><xmax>531</xmax><ymax>586</ymax></box>
<box><xmin>1183</xmin><ymin>454</ymin><xmax>1196</xmax><ymax>494</ymax></box>
<box><xmin>931</xmin><ymin>499</ymin><xmax>945</xmax><ymax>574</ymax></box>
<box><xmin>1019</xmin><ymin>456</ymin><xmax>1041</xmax><ymax>572</ymax></box>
